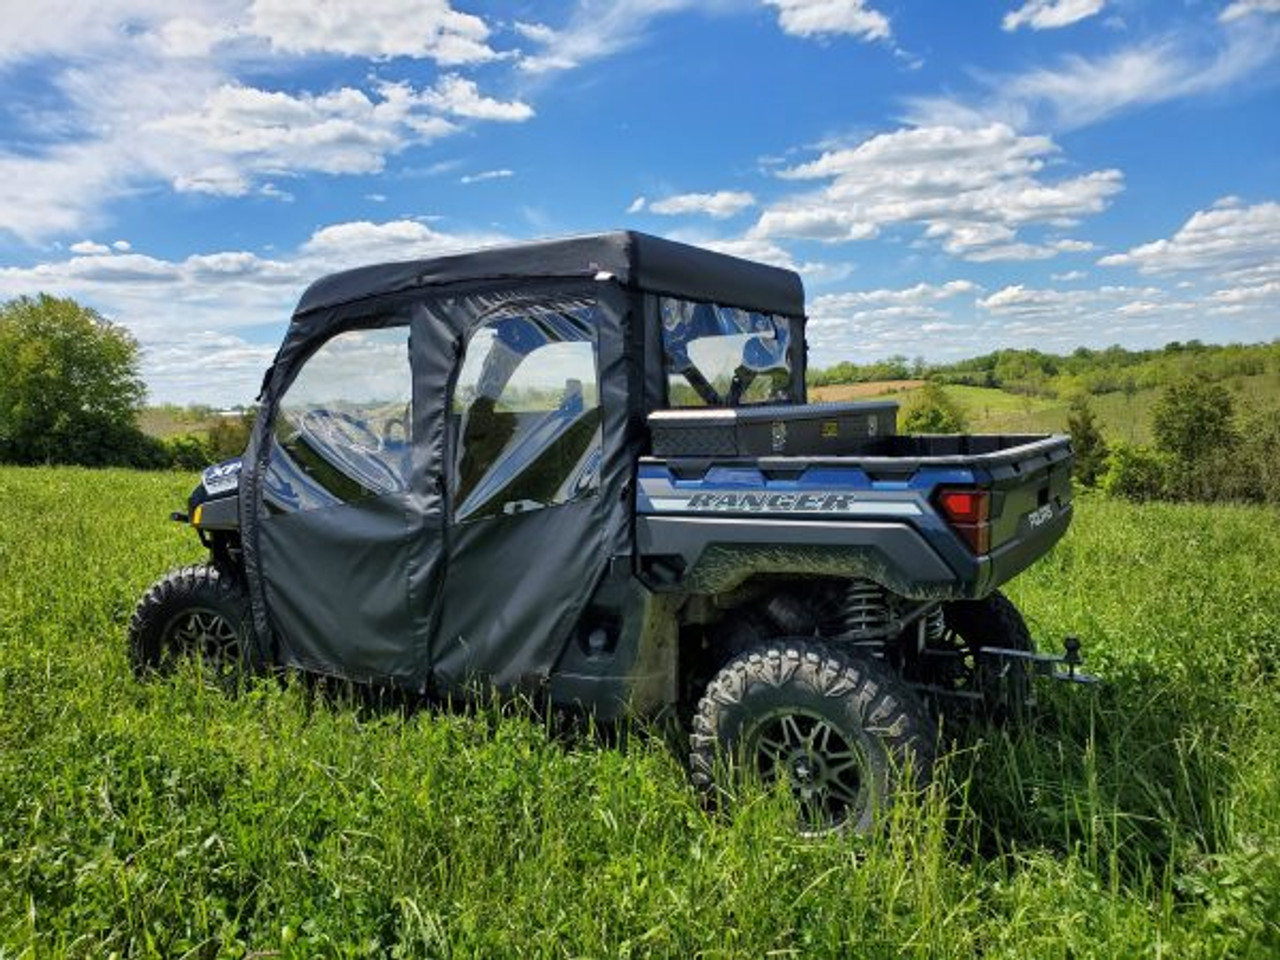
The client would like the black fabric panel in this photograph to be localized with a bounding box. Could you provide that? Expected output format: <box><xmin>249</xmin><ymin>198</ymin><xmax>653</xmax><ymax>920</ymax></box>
<box><xmin>428</xmin><ymin>281</ymin><xmax>621</xmax><ymax>692</ymax></box>
<box><xmin>260</xmin><ymin>492</ymin><xmax>417</xmax><ymax>681</ymax></box>
<box><xmin>243</xmin><ymin>305</ymin><xmax>449</xmax><ymax>684</ymax></box>
<box><xmin>293</xmin><ymin>232</ymin><xmax>804</xmax><ymax>322</ymax></box>
<box><xmin>431</xmin><ymin>497</ymin><xmax>606</xmax><ymax>690</ymax></box>
<box><xmin>593</xmin><ymin>283</ymin><xmax>641</xmax><ymax>561</ymax></box>
<box><xmin>629</xmin><ymin>233</ymin><xmax>804</xmax><ymax>318</ymax></box>
<box><xmin>407</xmin><ymin>302</ymin><xmax>458</xmax><ymax>677</ymax></box>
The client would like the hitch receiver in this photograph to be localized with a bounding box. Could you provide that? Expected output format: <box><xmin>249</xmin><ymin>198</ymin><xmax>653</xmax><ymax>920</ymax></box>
<box><xmin>978</xmin><ymin>634</ymin><xmax>1100</xmax><ymax>685</ymax></box>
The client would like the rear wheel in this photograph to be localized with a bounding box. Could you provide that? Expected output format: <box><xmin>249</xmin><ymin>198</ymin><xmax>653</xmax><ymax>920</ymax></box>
<box><xmin>920</xmin><ymin>590</ymin><xmax>1036</xmax><ymax>719</ymax></box>
<box><xmin>129</xmin><ymin>563</ymin><xmax>251</xmax><ymax>689</ymax></box>
<box><xmin>690</xmin><ymin>639</ymin><xmax>936</xmax><ymax>834</ymax></box>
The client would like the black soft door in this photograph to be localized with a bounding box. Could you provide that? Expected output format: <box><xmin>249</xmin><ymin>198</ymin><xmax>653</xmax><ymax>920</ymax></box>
<box><xmin>257</xmin><ymin>315</ymin><xmax>441</xmax><ymax>684</ymax></box>
<box><xmin>431</xmin><ymin>294</ymin><xmax>608</xmax><ymax>691</ymax></box>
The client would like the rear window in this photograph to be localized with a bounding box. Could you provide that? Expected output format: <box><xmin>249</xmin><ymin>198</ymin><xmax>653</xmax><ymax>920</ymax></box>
<box><xmin>660</xmin><ymin>297</ymin><xmax>793</xmax><ymax>407</ymax></box>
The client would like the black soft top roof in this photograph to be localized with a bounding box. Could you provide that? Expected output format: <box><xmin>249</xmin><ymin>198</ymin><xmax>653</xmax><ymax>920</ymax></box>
<box><xmin>294</xmin><ymin>230</ymin><xmax>805</xmax><ymax>319</ymax></box>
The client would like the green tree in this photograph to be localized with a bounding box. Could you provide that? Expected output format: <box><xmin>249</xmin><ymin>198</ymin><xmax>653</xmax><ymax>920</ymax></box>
<box><xmin>1066</xmin><ymin>394</ymin><xmax>1110</xmax><ymax>487</ymax></box>
<box><xmin>1100</xmin><ymin>442</ymin><xmax>1169</xmax><ymax>502</ymax></box>
<box><xmin>206</xmin><ymin>409</ymin><xmax>256</xmax><ymax>462</ymax></box>
<box><xmin>902</xmin><ymin>381</ymin><xmax>968</xmax><ymax>434</ymax></box>
<box><xmin>1152</xmin><ymin>378</ymin><xmax>1237</xmax><ymax>465</ymax></box>
<box><xmin>0</xmin><ymin>294</ymin><xmax>156</xmax><ymax>466</ymax></box>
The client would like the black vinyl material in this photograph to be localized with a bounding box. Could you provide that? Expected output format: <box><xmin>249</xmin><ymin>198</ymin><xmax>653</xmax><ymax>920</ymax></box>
<box><xmin>238</xmin><ymin>232</ymin><xmax>806</xmax><ymax>691</ymax></box>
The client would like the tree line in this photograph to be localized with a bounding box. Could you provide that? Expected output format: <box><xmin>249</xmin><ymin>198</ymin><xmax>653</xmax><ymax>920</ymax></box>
<box><xmin>0</xmin><ymin>294</ymin><xmax>251</xmax><ymax>470</ymax></box>
<box><xmin>4</xmin><ymin>292</ymin><xmax>1278</xmax><ymax>505</ymax></box>
<box><xmin>809</xmin><ymin>340</ymin><xmax>1279</xmax><ymax>399</ymax></box>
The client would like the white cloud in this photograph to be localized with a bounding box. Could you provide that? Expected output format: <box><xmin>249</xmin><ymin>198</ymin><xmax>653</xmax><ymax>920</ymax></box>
<box><xmin>150</xmin><ymin>83</ymin><xmax>452</xmax><ymax>193</ymax></box>
<box><xmin>512</xmin><ymin>21</ymin><xmax>556</xmax><ymax>43</ymax></box>
<box><xmin>0</xmin><ymin>218</ymin><xmax>511</xmax><ymax>403</ymax></box>
<box><xmin>646</xmin><ymin>191</ymin><xmax>757</xmax><ymax>219</ymax></box>
<box><xmin>517</xmin><ymin>0</ymin><xmax>891</xmax><ymax>75</ymax></box>
<box><xmin>750</xmin><ymin>123</ymin><xmax>1122</xmax><ymax>260</ymax></box>
<box><xmin>977</xmin><ymin>283</ymin><xmax>1162</xmax><ymax>315</ymax></box>
<box><xmin>626</xmin><ymin>196</ymin><xmax>647</xmax><ymax>215</ymax></box>
<box><xmin>1209</xmin><ymin>280</ymin><xmax>1280</xmax><ymax>304</ymax></box>
<box><xmin>419</xmin><ymin>75</ymin><xmax>533</xmax><ymax>122</ymax></box>
<box><xmin>297</xmin><ymin>219</ymin><xmax>508</xmax><ymax>267</ymax></box>
<box><xmin>112</xmin><ymin>240</ymin><xmax>133</xmax><ymax>252</ymax></box>
<box><xmin>516</xmin><ymin>0</ymin><xmax>701</xmax><ymax>74</ymax></box>
<box><xmin>70</xmin><ymin>240</ymin><xmax>113</xmax><ymax>255</ymax></box>
<box><xmin>906</xmin><ymin>24</ymin><xmax>1280</xmax><ymax>132</ymax></box>
<box><xmin>1003</xmin><ymin>0</ymin><xmax>1105</xmax><ymax>33</ymax></box>
<box><xmin>0</xmin><ymin>56</ymin><xmax>535</xmax><ymax>240</ymax></box>
<box><xmin>460</xmin><ymin>169</ymin><xmax>514</xmax><ymax>184</ymax></box>
<box><xmin>764</xmin><ymin>0</ymin><xmax>891</xmax><ymax>41</ymax></box>
<box><xmin>0</xmin><ymin>0</ymin><xmax>207</xmax><ymax>64</ymax></box>
<box><xmin>812</xmin><ymin>280</ymin><xmax>978</xmax><ymax>315</ymax></box>
<box><xmin>1221</xmin><ymin>0</ymin><xmax>1280</xmax><ymax>23</ymax></box>
<box><xmin>247</xmin><ymin>0</ymin><xmax>499</xmax><ymax>64</ymax></box>
<box><xmin>1098</xmin><ymin>199</ymin><xmax>1280</xmax><ymax>279</ymax></box>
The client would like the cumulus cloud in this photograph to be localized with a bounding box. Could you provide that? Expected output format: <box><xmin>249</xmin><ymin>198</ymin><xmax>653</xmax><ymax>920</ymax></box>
<box><xmin>149</xmin><ymin>83</ymin><xmax>453</xmax><ymax>194</ymax></box>
<box><xmin>70</xmin><ymin>240</ymin><xmax>113</xmax><ymax>255</ymax></box>
<box><xmin>247</xmin><ymin>0</ymin><xmax>500</xmax><ymax>63</ymax></box>
<box><xmin>0</xmin><ymin>53</ymin><xmax>531</xmax><ymax>240</ymax></box>
<box><xmin>811</xmin><ymin>281</ymin><xmax>978</xmax><ymax>315</ymax></box>
<box><xmin>0</xmin><ymin>218</ymin><xmax>510</xmax><ymax>402</ymax></box>
<box><xmin>1098</xmin><ymin>198</ymin><xmax>1280</xmax><ymax>279</ymax></box>
<box><xmin>644</xmin><ymin>191</ymin><xmax>757</xmax><ymax>219</ymax></box>
<box><xmin>764</xmin><ymin>0</ymin><xmax>891</xmax><ymax>41</ymax></box>
<box><xmin>1003</xmin><ymin>0</ymin><xmax>1105</xmax><ymax>33</ymax></box>
<box><xmin>418</xmin><ymin>75</ymin><xmax>534</xmax><ymax>121</ymax></box>
<box><xmin>749</xmin><ymin>123</ymin><xmax>1122</xmax><ymax>260</ymax></box>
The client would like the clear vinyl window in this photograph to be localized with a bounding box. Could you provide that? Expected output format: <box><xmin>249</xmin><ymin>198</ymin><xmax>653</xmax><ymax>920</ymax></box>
<box><xmin>660</xmin><ymin>297</ymin><xmax>793</xmax><ymax>407</ymax></box>
<box><xmin>452</xmin><ymin>303</ymin><xmax>602</xmax><ymax>522</ymax></box>
<box><xmin>265</xmin><ymin>325</ymin><xmax>412</xmax><ymax>513</ymax></box>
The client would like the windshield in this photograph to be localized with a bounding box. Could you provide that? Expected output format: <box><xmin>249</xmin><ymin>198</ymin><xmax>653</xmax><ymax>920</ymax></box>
<box><xmin>660</xmin><ymin>297</ymin><xmax>793</xmax><ymax>407</ymax></box>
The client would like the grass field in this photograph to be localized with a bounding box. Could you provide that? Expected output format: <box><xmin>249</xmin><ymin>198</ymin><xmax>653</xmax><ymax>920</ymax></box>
<box><xmin>810</xmin><ymin>371</ymin><xmax>1280</xmax><ymax>444</ymax></box>
<box><xmin>2</xmin><ymin>466</ymin><xmax>1279</xmax><ymax>957</ymax></box>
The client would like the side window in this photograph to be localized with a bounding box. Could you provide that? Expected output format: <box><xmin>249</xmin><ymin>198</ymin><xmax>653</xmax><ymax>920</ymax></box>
<box><xmin>452</xmin><ymin>306</ymin><xmax>602</xmax><ymax>522</ymax></box>
<box><xmin>265</xmin><ymin>325</ymin><xmax>412</xmax><ymax>513</ymax></box>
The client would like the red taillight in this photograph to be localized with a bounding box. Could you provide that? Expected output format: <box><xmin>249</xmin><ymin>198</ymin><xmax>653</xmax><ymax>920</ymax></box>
<box><xmin>936</xmin><ymin>488</ymin><xmax>991</xmax><ymax>554</ymax></box>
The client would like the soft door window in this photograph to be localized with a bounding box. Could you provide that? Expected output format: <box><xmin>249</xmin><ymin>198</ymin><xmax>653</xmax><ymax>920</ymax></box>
<box><xmin>266</xmin><ymin>325</ymin><xmax>412</xmax><ymax>513</ymax></box>
<box><xmin>452</xmin><ymin>306</ymin><xmax>602</xmax><ymax>522</ymax></box>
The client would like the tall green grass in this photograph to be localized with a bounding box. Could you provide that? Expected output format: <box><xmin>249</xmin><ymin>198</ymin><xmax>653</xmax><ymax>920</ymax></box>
<box><xmin>2</xmin><ymin>468</ymin><xmax>1279</xmax><ymax>957</ymax></box>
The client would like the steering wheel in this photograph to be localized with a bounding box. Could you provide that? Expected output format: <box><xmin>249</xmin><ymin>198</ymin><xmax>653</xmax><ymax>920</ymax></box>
<box><xmin>298</xmin><ymin>407</ymin><xmax>382</xmax><ymax>453</ymax></box>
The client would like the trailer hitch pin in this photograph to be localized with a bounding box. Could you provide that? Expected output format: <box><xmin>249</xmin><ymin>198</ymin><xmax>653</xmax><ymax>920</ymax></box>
<box><xmin>1062</xmin><ymin>635</ymin><xmax>1082</xmax><ymax>680</ymax></box>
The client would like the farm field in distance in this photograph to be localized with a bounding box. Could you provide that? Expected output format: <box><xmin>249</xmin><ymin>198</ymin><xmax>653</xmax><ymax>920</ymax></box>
<box><xmin>811</xmin><ymin>370</ymin><xmax>1280</xmax><ymax>444</ymax></box>
<box><xmin>2</xmin><ymin>465</ymin><xmax>1279</xmax><ymax>957</ymax></box>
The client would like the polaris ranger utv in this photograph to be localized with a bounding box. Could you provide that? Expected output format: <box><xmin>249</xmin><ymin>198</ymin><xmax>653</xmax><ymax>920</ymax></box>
<box><xmin>131</xmin><ymin>231</ymin><xmax>1085</xmax><ymax>831</ymax></box>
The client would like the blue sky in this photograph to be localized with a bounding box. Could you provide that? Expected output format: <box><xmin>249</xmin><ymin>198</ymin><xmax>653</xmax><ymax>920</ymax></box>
<box><xmin>1</xmin><ymin>0</ymin><xmax>1278</xmax><ymax>404</ymax></box>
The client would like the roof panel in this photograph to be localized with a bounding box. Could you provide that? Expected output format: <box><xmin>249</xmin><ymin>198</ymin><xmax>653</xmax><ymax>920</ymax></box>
<box><xmin>293</xmin><ymin>231</ymin><xmax>804</xmax><ymax>319</ymax></box>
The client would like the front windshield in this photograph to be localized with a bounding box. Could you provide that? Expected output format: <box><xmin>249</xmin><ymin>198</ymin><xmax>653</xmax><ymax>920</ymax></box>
<box><xmin>660</xmin><ymin>297</ymin><xmax>793</xmax><ymax>407</ymax></box>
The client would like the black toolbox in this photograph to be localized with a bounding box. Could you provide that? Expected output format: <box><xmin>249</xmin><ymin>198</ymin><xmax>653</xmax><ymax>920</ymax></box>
<box><xmin>648</xmin><ymin>401</ymin><xmax>898</xmax><ymax>457</ymax></box>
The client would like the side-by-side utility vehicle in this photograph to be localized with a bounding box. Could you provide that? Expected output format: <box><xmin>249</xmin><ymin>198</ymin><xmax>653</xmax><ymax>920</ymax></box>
<box><xmin>131</xmin><ymin>232</ymin><xmax>1088</xmax><ymax>831</ymax></box>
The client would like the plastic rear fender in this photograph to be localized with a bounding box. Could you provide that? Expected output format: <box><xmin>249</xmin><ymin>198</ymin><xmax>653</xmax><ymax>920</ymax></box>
<box><xmin>635</xmin><ymin>515</ymin><xmax>971</xmax><ymax>600</ymax></box>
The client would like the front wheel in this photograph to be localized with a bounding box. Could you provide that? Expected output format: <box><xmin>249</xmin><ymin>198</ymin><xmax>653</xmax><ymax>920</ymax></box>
<box><xmin>129</xmin><ymin>563</ymin><xmax>252</xmax><ymax>689</ymax></box>
<box><xmin>690</xmin><ymin>640</ymin><xmax>936</xmax><ymax>834</ymax></box>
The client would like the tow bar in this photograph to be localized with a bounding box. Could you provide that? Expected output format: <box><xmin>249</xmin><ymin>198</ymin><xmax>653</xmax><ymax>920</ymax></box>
<box><xmin>978</xmin><ymin>635</ymin><xmax>1101</xmax><ymax>685</ymax></box>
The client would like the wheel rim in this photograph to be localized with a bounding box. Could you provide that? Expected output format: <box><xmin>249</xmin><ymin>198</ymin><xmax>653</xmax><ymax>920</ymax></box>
<box><xmin>921</xmin><ymin>625</ymin><xmax>1030</xmax><ymax>715</ymax></box>
<box><xmin>745</xmin><ymin>707</ymin><xmax>870</xmax><ymax>830</ymax></box>
<box><xmin>163</xmin><ymin>608</ymin><xmax>242</xmax><ymax>682</ymax></box>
